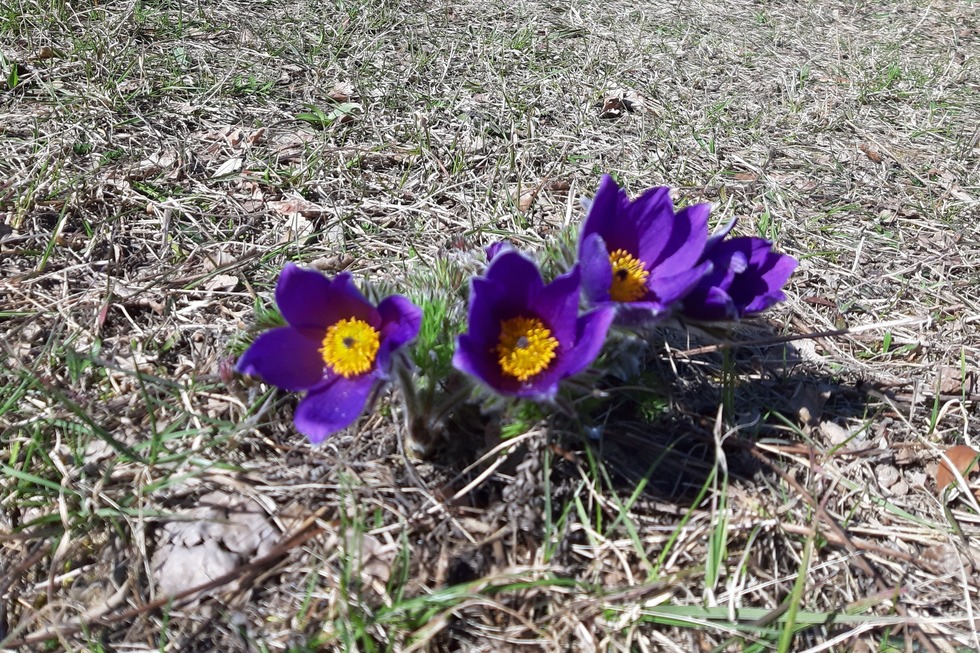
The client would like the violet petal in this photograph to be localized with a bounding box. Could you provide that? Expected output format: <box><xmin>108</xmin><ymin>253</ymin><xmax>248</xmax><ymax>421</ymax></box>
<box><xmin>294</xmin><ymin>374</ymin><xmax>377</xmax><ymax>444</ymax></box>
<box><xmin>236</xmin><ymin>327</ymin><xmax>325</xmax><ymax>391</ymax></box>
<box><xmin>560</xmin><ymin>306</ymin><xmax>615</xmax><ymax>378</ymax></box>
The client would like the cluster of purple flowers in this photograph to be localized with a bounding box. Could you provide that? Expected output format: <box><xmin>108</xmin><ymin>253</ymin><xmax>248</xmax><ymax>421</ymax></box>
<box><xmin>237</xmin><ymin>175</ymin><xmax>797</xmax><ymax>443</ymax></box>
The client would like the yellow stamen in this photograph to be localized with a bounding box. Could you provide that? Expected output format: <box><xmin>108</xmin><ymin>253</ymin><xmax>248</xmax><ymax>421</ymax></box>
<box><xmin>320</xmin><ymin>318</ymin><xmax>380</xmax><ymax>378</ymax></box>
<box><xmin>608</xmin><ymin>248</ymin><xmax>650</xmax><ymax>302</ymax></box>
<box><xmin>495</xmin><ymin>316</ymin><xmax>559</xmax><ymax>382</ymax></box>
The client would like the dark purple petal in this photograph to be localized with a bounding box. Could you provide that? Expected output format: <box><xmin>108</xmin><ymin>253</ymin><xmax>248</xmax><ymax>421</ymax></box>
<box><xmin>558</xmin><ymin>306</ymin><xmax>615</xmax><ymax>378</ymax></box>
<box><xmin>629</xmin><ymin>186</ymin><xmax>679</xmax><ymax>264</ymax></box>
<box><xmin>374</xmin><ymin>295</ymin><xmax>422</xmax><ymax>376</ymax></box>
<box><xmin>324</xmin><ymin>273</ymin><xmax>381</xmax><ymax>326</ymax></box>
<box><xmin>452</xmin><ymin>331</ymin><xmax>520</xmax><ymax>395</ymax></box>
<box><xmin>482</xmin><ymin>251</ymin><xmax>545</xmax><ymax>312</ymax></box>
<box><xmin>485</xmin><ymin>241</ymin><xmax>513</xmax><ymax>262</ymax></box>
<box><xmin>741</xmin><ymin>290</ymin><xmax>788</xmax><ymax>315</ymax></box>
<box><xmin>377</xmin><ymin>294</ymin><xmax>423</xmax><ymax>364</ymax></box>
<box><xmin>275</xmin><ymin>264</ymin><xmax>334</xmax><ymax>328</ymax></box>
<box><xmin>682</xmin><ymin>236</ymin><xmax>796</xmax><ymax>320</ymax></box>
<box><xmin>660</xmin><ymin>204</ymin><xmax>711</xmax><ymax>269</ymax></box>
<box><xmin>532</xmin><ymin>265</ymin><xmax>580</xmax><ymax>348</ymax></box>
<box><xmin>648</xmin><ymin>260</ymin><xmax>714</xmax><ymax>307</ymax></box>
<box><xmin>236</xmin><ymin>327</ymin><xmax>325</xmax><ymax>391</ymax></box>
<box><xmin>704</xmin><ymin>218</ymin><xmax>737</xmax><ymax>254</ymax></box>
<box><xmin>294</xmin><ymin>374</ymin><xmax>377</xmax><ymax>443</ymax></box>
<box><xmin>579</xmin><ymin>232</ymin><xmax>613</xmax><ymax>304</ymax></box>
<box><xmin>579</xmin><ymin>175</ymin><xmax>623</xmax><ymax>243</ymax></box>
<box><xmin>732</xmin><ymin>248</ymin><xmax>798</xmax><ymax>315</ymax></box>
<box><xmin>453</xmin><ymin>251</ymin><xmax>608</xmax><ymax>399</ymax></box>
<box><xmin>610</xmin><ymin>187</ymin><xmax>671</xmax><ymax>255</ymax></box>
<box><xmin>465</xmin><ymin>275</ymin><xmax>508</xmax><ymax>341</ymax></box>
<box><xmin>276</xmin><ymin>266</ymin><xmax>377</xmax><ymax>330</ymax></box>
<box><xmin>681</xmin><ymin>286</ymin><xmax>737</xmax><ymax>321</ymax></box>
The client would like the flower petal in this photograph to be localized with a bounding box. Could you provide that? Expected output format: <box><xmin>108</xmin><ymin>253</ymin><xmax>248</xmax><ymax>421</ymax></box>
<box><xmin>579</xmin><ymin>175</ymin><xmax>623</xmax><ymax>243</ymax></box>
<box><xmin>378</xmin><ymin>294</ymin><xmax>423</xmax><ymax>351</ymax></box>
<box><xmin>452</xmin><ymin>332</ymin><xmax>524</xmax><ymax>395</ymax></box>
<box><xmin>532</xmin><ymin>265</ymin><xmax>580</xmax><ymax>348</ymax></box>
<box><xmin>560</xmin><ymin>306</ymin><xmax>615</xmax><ymax>378</ymax></box>
<box><xmin>704</xmin><ymin>217</ymin><xmax>737</xmax><ymax>253</ymax></box>
<box><xmin>236</xmin><ymin>326</ymin><xmax>325</xmax><ymax>391</ymax></box>
<box><xmin>484</xmin><ymin>241</ymin><xmax>513</xmax><ymax>262</ymax></box>
<box><xmin>276</xmin><ymin>265</ymin><xmax>376</xmax><ymax>330</ymax></box>
<box><xmin>294</xmin><ymin>374</ymin><xmax>377</xmax><ymax>444</ymax></box>
<box><xmin>579</xmin><ymin>232</ymin><xmax>613</xmax><ymax>304</ymax></box>
<box><xmin>628</xmin><ymin>185</ymin><xmax>676</xmax><ymax>263</ymax></box>
<box><xmin>682</xmin><ymin>286</ymin><xmax>737</xmax><ymax>321</ymax></box>
<box><xmin>644</xmin><ymin>202</ymin><xmax>710</xmax><ymax>273</ymax></box>
<box><xmin>649</xmin><ymin>260</ymin><xmax>713</xmax><ymax>307</ymax></box>
<box><xmin>483</xmin><ymin>250</ymin><xmax>545</xmax><ymax>312</ymax></box>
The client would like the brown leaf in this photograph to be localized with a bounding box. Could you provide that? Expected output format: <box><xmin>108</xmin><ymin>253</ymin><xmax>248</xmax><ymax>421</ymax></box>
<box><xmin>859</xmin><ymin>143</ymin><xmax>882</xmax><ymax>163</ymax></box>
<box><xmin>327</xmin><ymin>81</ymin><xmax>356</xmax><ymax>102</ymax></box>
<box><xmin>938</xmin><ymin>365</ymin><xmax>976</xmax><ymax>395</ymax></box>
<box><xmin>600</xmin><ymin>96</ymin><xmax>627</xmax><ymax>119</ymax></box>
<box><xmin>271</xmin><ymin>196</ymin><xmax>323</xmax><ymax>218</ymax></box>
<box><xmin>936</xmin><ymin>445</ymin><xmax>980</xmax><ymax>491</ymax></box>
<box><xmin>518</xmin><ymin>191</ymin><xmax>536</xmax><ymax>213</ymax></box>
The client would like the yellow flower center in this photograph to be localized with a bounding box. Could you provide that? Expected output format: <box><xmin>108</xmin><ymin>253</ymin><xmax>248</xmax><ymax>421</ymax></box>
<box><xmin>608</xmin><ymin>248</ymin><xmax>650</xmax><ymax>302</ymax></box>
<box><xmin>495</xmin><ymin>316</ymin><xmax>559</xmax><ymax>382</ymax></box>
<box><xmin>320</xmin><ymin>318</ymin><xmax>380</xmax><ymax>378</ymax></box>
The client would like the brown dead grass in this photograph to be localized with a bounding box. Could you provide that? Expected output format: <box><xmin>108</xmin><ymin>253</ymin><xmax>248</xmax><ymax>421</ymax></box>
<box><xmin>2</xmin><ymin>0</ymin><xmax>979</xmax><ymax>650</ymax></box>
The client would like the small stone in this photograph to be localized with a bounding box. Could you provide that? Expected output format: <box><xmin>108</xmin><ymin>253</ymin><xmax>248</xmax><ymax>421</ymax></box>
<box><xmin>820</xmin><ymin>420</ymin><xmax>851</xmax><ymax>446</ymax></box>
<box><xmin>889</xmin><ymin>480</ymin><xmax>909</xmax><ymax>496</ymax></box>
<box><xmin>877</xmin><ymin>465</ymin><xmax>900</xmax><ymax>489</ymax></box>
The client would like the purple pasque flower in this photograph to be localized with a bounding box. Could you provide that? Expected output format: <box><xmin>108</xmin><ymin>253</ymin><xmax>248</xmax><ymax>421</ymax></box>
<box><xmin>578</xmin><ymin>175</ymin><xmax>713</xmax><ymax>318</ymax></box>
<box><xmin>680</xmin><ymin>219</ymin><xmax>798</xmax><ymax>321</ymax></box>
<box><xmin>452</xmin><ymin>250</ymin><xmax>614</xmax><ymax>398</ymax></box>
<box><xmin>236</xmin><ymin>264</ymin><xmax>422</xmax><ymax>443</ymax></box>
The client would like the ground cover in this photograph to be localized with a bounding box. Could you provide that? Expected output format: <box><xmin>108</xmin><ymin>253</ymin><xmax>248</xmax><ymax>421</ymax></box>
<box><xmin>1</xmin><ymin>0</ymin><xmax>979</xmax><ymax>650</ymax></box>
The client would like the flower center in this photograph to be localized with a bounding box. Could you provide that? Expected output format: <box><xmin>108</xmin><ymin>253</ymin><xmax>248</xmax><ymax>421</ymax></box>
<box><xmin>320</xmin><ymin>318</ymin><xmax>380</xmax><ymax>378</ymax></box>
<box><xmin>495</xmin><ymin>316</ymin><xmax>559</xmax><ymax>382</ymax></box>
<box><xmin>608</xmin><ymin>248</ymin><xmax>650</xmax><ymax>302</ymax></box>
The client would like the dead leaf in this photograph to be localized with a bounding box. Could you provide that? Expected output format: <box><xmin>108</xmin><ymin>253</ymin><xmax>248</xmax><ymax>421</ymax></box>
<box><xmin>211</xmin><ymin>157</ymin><xmax>243</xmax><ymax>178</ymax></box>
<box><xmin>876</xmin><ymin>464</ymin><xmax>900</xmax><ymax>489</ymax></box>
<box><xmin>270</xmin><ymin>195</ymin><xmax>323</xmax><ymax>218</ymax></box>
<box><xmin>936</xmin><ymin>445</ymin><xmax>980</xmax><ymax>491</ymax></box>
<box><xmin>859</xmin><ymin>143</ymin><xmax>882</xmax><ymax>163</ymax></box>
<box><xmin>204</xmin><ymin>273</ymin><xmax>239</xmax><ymax>292</ymax></box>
<box><xmin>599</xmin><ymin>88</ymin><xmax>648</xmax><ymax>119</ymax></box>
<box><xmin>247</xmin><ymin>127</ymin><xmax>266</xmax><ymax>145</ymax></box>
<box><xmin>938</xmin><ymin>365</ymin><xmax>976</xmax><ymax>395</ymax></box>
<box><xmin>518</xmin><ymin>191</ymin><xmax>535</xmax><ymax>213</ymax></box>
<box><xmin>345</xmin><ymin>531</ymin><xmax>395</xmax><ymax>587</ymax></box>
<box><xmin>151</xmin><ymin>491</ymin><xmax>279</xmax><ymax>598</ymax></box>
<box><xmin>328</xmin><ymin>81</ymin><xmax>356</xmax><ymax>102</ymax></box>
<box><xmin>920</xmin><ymin>543</ymin><xmax>970</xmax><ymax>575</ymax></box>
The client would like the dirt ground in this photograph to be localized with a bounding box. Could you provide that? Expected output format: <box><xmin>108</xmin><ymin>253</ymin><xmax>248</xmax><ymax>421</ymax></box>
<box><xmin>2</xmin><ymin>0</ymin><xmax>979</xmax><ymax>650</ymax></box>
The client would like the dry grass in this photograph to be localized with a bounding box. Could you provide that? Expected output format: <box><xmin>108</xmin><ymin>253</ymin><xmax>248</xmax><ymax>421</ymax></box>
<box><xmin>2</xmin><ymin>0</ymin><xmax>979</xmax><ymax>650</ymax></box>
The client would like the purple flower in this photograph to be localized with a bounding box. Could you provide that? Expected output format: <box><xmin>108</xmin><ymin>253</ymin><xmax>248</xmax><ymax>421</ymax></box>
<box><xmin>236</xmin><ymin>264</ymin><xmax>422</xmax><ymax>443</ymax></box>
<box><xmin>484</xmin><ymin>241</ymin><xmax>513</xmax><ymax>263</ymax></box>
<box><xmin>452</xmin><ymin>250</ymin><xmax>614</xmax><ymax>398</ymax></box>
<box><xmin>680</xmin><ymin>220</ymin><xmax>798</xmax><ymax>321</ymax></box>
<box><xmin>578</xmin><ymin>175</ymin><xmax>713</xmax><ymax>318</ymax></box>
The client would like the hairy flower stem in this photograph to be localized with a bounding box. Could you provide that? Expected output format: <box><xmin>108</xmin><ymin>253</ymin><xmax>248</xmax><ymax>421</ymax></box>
<box><xmin>395</xmin><ymin>355</ymin><xmax>471</xmax><ymax>458</ymax></box>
